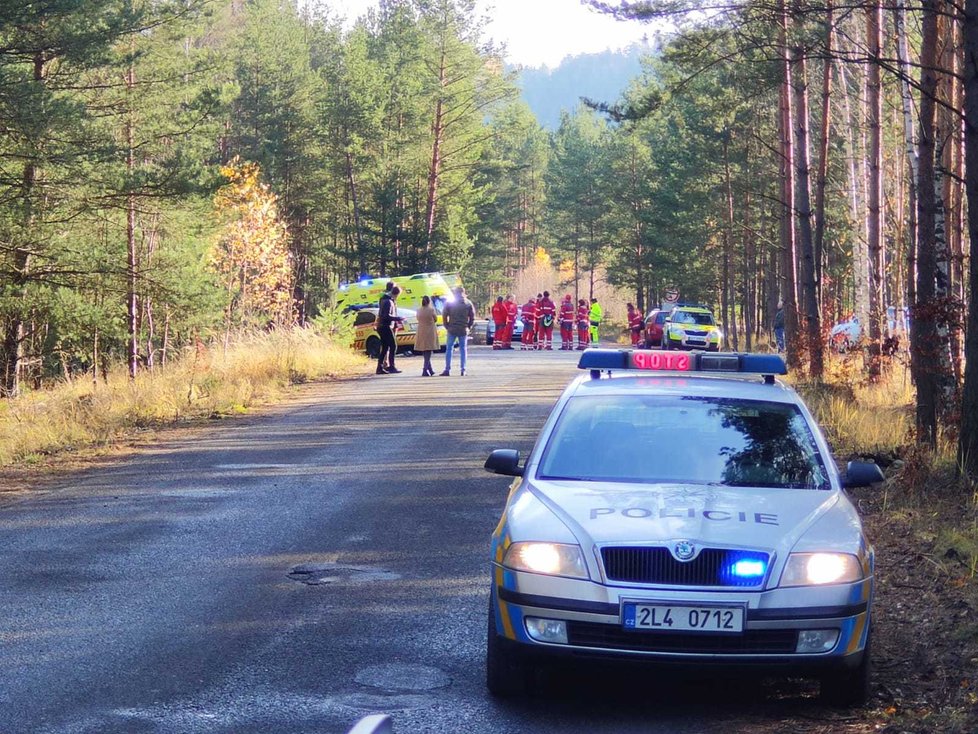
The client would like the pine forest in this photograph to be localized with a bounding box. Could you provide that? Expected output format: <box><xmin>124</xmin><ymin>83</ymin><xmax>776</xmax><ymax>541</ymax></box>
<box><xmin>2</xmin><ymin>0</ymin><xmax>978</xmax><ymax>478</ymax></box>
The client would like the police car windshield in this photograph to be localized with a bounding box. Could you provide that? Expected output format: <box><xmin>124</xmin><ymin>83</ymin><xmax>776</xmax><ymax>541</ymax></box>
<box><xmin>673</xmin><ymin>311</ymin><xmax>714</xmax><ymax>326</ymax></box>
<box><xmin>538</xmin><ymin>395</ymin><xmax>830</xmax><ymax>489</ymax></box>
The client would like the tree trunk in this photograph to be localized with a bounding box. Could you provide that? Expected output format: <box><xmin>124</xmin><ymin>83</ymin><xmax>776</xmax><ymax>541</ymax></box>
<box><xmin>126</xmin><ymin>49</ymin><xmax>139</xmax><ymax>381</ymax></box>
<box><xmin>866</xmin><ymin>3</ymin><xmax>885</xmax><ymax>380</ymax></box>
<box><xmin>958</xmin><ymin>0</ymin><xmax>978</xmax><ymax>479</ymax></box>
<box><xmin>722</xmin><ymin>134</ymin><xmax>735</xmax><ymax>351</ymax></box>
<box><xmin>912</xmin><ymin>0</ymin><xmax>943</xmax><ymax>448</ymax></box>
<box><xmin>791</xmin><ymin>37</ymin><xmax>822</xmax><ymax>379</ymax></box>
<box><xmin>812</xmin><ymin>0</ymin><xmax>833</xmax><ymax>312</ymax></box>
<box><xmin>895</xmin><ymin>1</ymin><xmax>919</xmax><ymax>324</ymax></box>
<box><xmin>1</xmin><ymin>53</ymin><xmax>46</xmax><ymax>397</ymax></box>
<box><xmin>423</xmin><ymin>44</ymin><xmax>447</xmax><ymax>269</ymax></box>
<box><xmin>346</xmin><ymin>149</ymin><xmax>366</xmax><ymax>276</ymax></box>
<box><xmin>778</xmin><ymin>9</ymin><xmax>800</xmax><ymax>368</ymax></box>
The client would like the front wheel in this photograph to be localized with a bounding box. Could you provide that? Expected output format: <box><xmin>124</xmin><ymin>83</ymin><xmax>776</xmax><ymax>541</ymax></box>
<box><xmin>486</xmin><ymin>594</ymin><xmax>533</xmax><ymax>697</ymax></box>
<box><xmin>820</xmin><ymin>627</ymin><xmax>871</xmax><ymax>707</ymax></box>
<box><xmin>365</xmin><ymin>336</ymin><xmax>382</xmax><ymax>360</ymax></box>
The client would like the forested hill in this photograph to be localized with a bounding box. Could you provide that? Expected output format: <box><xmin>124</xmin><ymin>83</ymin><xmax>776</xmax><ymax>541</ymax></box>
<box><xmin>516</xmin><ymin>43</ymin><xmax>653</xmax><ymax>129</ymax></box>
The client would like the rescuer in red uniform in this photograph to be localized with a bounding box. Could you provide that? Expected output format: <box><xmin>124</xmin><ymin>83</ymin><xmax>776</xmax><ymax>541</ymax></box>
<box><xmin>537</xmin><ymin>290</ymin><xmax>556</xmax><ymax>350</ymax></box>
<box><xmin>503</xmin><ymin>294</ymin><xmax>518</xmax><ymax>349</ymax></box>
<box><xmin>576</xmin><ymin>298</ymin><xmax>590</xmax><ymax>350</ymax></box>
<box><xmin>491</xmin><ymin>296</ymin><xmax>507</xmax><ymax>350</ymax></box>
<box><xmin>559</xmin><ymin>294</ymin><xmax>575</xmax><ymax>350</ymax></box>
<box><xmin>521</xmin><ymin>295</ymin><xmax>537</xmax><ymax>350</ymax></box>
<box><xmin>627</xmin><ymin>303</ymin><xmax>644</xmax><ymax>346</ymax></box>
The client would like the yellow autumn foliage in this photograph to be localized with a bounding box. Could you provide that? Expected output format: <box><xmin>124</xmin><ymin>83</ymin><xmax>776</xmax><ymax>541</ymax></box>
<box><xmin>212</xmin><ymin>159</ymin><xmax>294</xmax><ymax>327</ymax></box>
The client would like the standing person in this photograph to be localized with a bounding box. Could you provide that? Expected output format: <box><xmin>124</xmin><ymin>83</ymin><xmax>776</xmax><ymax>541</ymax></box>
<box><xmin>441</xmin><ymin>286</ymin><xmax>475</xmax><ymax>376</ymax></box>
<box><xmin>503</xmin><ymin>294</ymin><xmax>518</xmax><ymax>349</ymax></box>
<box><xmin>537</xmin><ymin>290</ymin><xmax>556</xmax><ymax>350</ymax></box>
<box><xmin>576</xmin><ymin>298</ymin><xmax>590</xmax><ymax>350</ymax></box>
<box><xmin>415</xmin><ymin>295</ymin><xmax>438</xmax><ymax>376</ymax></box>
<box><xmin>521</xmin><ymin>294</ymin><xmax>537</xmax><ymax>350</ymax></box>
<box><xmin>376</xmin><ymin>285</ymin><xmax>403</xmax><ymax>374</ymax></box>
<box><xmin>559</xmin><ymin>294</ymin><xmax>575</xmax><ymax>350</ymax></box>
<box><xmin>627</xmin><ymin>303</ymin><xmax>643</xmax><ymax>346</ymax></box>
<box><xmin>589</xmin><ymin>297</ymin><xmax>603</xmax><ymax>345</ymax></box>
<box><xmin>774</xmin><ymin>300</ymin><xmax>786</xmax><ymax>353</ymax></box>
<box><xmin>491</xmin><ymin>296</ymin><xmax>507</xmax><ymax>350</ymax></box>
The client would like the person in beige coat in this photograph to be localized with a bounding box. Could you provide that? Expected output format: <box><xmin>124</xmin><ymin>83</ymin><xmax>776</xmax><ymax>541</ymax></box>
<box><xmin>414</xmin><ymin>295</ymin><xmax>439</xmax><ymax>376</ymax></box>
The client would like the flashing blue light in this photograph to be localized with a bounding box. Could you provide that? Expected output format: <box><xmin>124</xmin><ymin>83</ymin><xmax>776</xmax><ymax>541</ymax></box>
<box><xmin>731</xmin><ymin>559</ymin><xmax>767</xmax><ymax>578</ymax></box>
<box><xmin>577</xmin><ymin>348</ymin><xmax>787</xmax><ymax>376</ymax></box>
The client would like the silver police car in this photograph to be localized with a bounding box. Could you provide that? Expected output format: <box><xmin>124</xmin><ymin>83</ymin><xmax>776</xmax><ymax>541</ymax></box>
<box><xmin>484</xmin><ymin>349</ymin><xmax>883</xmax><ymax>705</ymax></box>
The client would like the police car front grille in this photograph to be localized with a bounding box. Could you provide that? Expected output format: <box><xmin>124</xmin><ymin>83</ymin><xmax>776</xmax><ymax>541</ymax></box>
<box><xmin>601</xmin><ymin>547</ymin><xmax>769</xmax><ymax>588</ymax></box>
<box><xmin>566</xmin><ymin>621</ymin><xmax>797</xmax><ymax>654</ymax></box>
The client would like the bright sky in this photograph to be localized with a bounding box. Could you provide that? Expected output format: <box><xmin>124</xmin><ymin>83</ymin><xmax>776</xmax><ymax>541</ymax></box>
<box><xmin>328</xmin><ymin>0</ymin><xmax>650</xmax><ymax>68</ymax></box>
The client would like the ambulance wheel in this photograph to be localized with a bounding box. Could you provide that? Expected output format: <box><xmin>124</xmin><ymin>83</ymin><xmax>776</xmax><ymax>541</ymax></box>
<box><xmin>486</xmin><ymin>594</ymin><xmax>532</xmax><ymax>697</ymax></box>
<box><xmin>365</xmin><ymin>336</ymin><xmax>382</xmax><ymax>359</ymax></box>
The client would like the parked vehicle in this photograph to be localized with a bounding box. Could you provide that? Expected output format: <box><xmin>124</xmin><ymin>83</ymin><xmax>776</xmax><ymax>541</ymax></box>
<box><xmin>643</xmin><ymin>309</ymin><xmax>668</xmax><ymax>348</ymax></box>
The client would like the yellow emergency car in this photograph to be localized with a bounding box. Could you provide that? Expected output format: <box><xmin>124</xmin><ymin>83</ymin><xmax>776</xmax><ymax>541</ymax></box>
<box><xmin>337</xmin><ymin>273</ymin><xmax>455</xmax><ymax>348</ymax></box>
<box><xmin>662</xmin><ymin>305</ymin><xmax>723</xmax><ymax>351</ymax></box>
<box><xmin>351</xmin><ymin>307</ymin><xmax>419</xmax><ymax>359</ymax></box>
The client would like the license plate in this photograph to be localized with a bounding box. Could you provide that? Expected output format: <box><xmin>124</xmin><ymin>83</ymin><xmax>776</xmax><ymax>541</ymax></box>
<box><xmin>623</xmin><ymin>603</ymin><xmax>744</xmax><ymax>633</ymax></box>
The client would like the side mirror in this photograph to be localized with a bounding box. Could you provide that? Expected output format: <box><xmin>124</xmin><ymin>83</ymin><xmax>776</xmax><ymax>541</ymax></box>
<box><xmin>842</xmin><ymin>460</ymin><xmax>885</xmax><ymax>488</ymax></box>
<box><xmin>485</xmin><ymin>449</ymin><xmax>523</xmax><ymax>477</ymax></box>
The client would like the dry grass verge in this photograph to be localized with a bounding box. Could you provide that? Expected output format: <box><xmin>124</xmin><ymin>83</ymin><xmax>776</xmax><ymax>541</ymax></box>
<box><xmin>794</xmin><ymin>357</ymin><xmax>977</xmax><ymax>733</ymax></box>
<box><xmin>0</xmin><ymin>328</ymin><xmax>367</xmax><ymax>466</ymax></box>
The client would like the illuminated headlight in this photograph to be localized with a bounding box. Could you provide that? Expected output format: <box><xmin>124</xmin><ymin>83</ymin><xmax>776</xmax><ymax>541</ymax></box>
<box><xmin>525</xmin><ymin>617</ymin><xmax>568</xmax><ymax>644</ymax></box>
<box><xmin>780</xmin><ymin>553</ymin><xmax>863</xmax><ymax>587</ymax></box>
<box><xmin>503</xmin><ymin>542</ymin><xmax>589</xmax><ymax>579</ymax></box>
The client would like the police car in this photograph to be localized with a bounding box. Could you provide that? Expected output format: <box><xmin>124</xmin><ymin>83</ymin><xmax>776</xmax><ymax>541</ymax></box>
<box><xmin>484</xmin><ymin>349</ymin><xmax>883</xmax><ymax>705</ymax></box>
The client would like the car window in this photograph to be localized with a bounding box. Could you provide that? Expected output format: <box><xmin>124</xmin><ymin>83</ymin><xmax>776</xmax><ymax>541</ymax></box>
<box><xmin>354</xmin><ymin>311</ymin><xmax>376</xmax><ymax>327</ymax></box>
<box><xmin>655</xmin><ymin>312</ymin><xmax>667</xmax><ymax>324</ymax></box>
<box><xmin>674</xmin><ymin>311</ymin><xmax>715</xmax><ymax>326</ymax></box>
<box><xmin>538</xmin><ymin>395</ymin><xmax>829</xmax><ymax>489</ymax></box>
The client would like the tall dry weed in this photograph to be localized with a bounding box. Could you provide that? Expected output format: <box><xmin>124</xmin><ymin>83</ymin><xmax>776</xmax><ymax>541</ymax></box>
<box><xmin>0</xmin><ymin>329</ymin><xmax>366</xmax><ymax>466</ymax></box>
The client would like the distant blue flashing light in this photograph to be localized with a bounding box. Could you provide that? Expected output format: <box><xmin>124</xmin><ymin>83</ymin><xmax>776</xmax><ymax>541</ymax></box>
<box><xmin>577</xmin><ymin>349</ymin><xmax>787</xmax><ymax>377</ymax></box>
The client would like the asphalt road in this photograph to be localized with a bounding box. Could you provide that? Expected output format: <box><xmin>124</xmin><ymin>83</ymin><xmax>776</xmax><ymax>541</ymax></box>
<box><xmin>0</xmin><ymin>347</ymin><xmax>837</xmax><ymax>734</ymax></box>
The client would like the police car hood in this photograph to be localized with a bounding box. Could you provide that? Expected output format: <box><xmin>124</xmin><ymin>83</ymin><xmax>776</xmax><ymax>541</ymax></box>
<box><xmin>529</xmin><ymin>480</ymin><xmax>840</xmax><ymax>551</ymax></box>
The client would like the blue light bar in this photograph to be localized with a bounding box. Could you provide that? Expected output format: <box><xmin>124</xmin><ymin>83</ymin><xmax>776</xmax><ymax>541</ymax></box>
<box><xmin>731</xmin><ymin>559</ymin><xmax>767</xmax><ymax>578</ymax></box>
<box><xmin>577</xmin><ymin>349</ymin><xmax>787</xmax><ymax>376</ymax></box>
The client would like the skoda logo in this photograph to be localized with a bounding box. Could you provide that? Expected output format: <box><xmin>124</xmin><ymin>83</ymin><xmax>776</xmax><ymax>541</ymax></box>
<box><xmin>674</xmin><ymin>541</ymin><xmax>696</xmax><ymax>561</ymax></box>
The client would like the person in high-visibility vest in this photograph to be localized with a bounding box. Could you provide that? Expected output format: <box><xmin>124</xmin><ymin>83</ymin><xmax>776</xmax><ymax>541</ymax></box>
<box><xmin>589</xmin><ymin>297</ymin><xmax>603</xmax><ymax>344</ymax></box>
<box><xmin>627</xmin><ymin>303</ymin><xmax>643</xmax><ymax>346</ymax></box>
<box><xmin>558</xmin><ymin>294</ymin><xmax>575</xmax><ymax>350</ymax></box>
<box><xmin>576</xmin><ymin>298</ymin><xmax>590</xmax><ymax>350</ymax></box>
<box><xmin>537</xmin><ymin>291</ymin><xmax>556</xmax><ymax>350</ymax></box>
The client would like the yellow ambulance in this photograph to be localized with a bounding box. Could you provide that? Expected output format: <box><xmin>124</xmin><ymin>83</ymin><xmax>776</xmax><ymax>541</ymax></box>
<box><xmin>337</xmin><ymin>272</ymin><xmax>454</xmax><ymax>348</ymax></box>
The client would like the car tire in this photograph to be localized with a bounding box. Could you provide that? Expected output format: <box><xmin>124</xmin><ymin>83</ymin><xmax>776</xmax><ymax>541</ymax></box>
<box><xmin>486</xmin><ymin>593</ymin><xmax>533</xmax><ymax>697</ymax></box>
<box><xmin>487</xmin><ymin>333</ymin><xmax>494</xmax><ymax>346</ymax></box>
<box><xmin>820</xmin><ymin>626</ymin><xmax>871</xmax><ymax>707</ymax></box>
<box><xmin>365</xmin><ymin>336</ymin><xmax>382</xmax><ymax>360</ymax></box>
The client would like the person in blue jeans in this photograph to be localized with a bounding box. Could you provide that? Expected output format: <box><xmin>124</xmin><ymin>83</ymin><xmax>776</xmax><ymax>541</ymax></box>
<box><xmin>441</xmin><ymin>286</ymin><xmax>476</xmax><ymax>376</ymax></box>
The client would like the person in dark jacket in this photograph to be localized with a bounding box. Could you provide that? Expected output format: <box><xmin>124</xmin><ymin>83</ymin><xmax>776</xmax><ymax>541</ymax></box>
<box><xmin>440</xmin><ymin>286</ymin><xmax>475</xmax><ymax>376</ymax></box>
<box><xmin>376</xmin><ymin>285</ymin><xmax>403</xmax><ymax>374</ymax></box>
<box><xmin>774</xmin><ymin>300</ymin><xmax>785</xmax><ymax>353</ymax></box>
